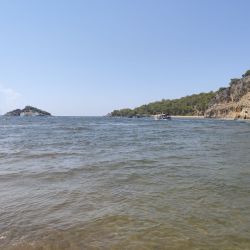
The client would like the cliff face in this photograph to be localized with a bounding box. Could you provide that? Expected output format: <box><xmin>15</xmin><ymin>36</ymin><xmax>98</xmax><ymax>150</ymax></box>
<box><xmin>204</xmin><ymin>75</ymin><xmax>250</xmax><ymax>119</ymax></box>
<box><xmin>5</xmin><ymin>106</ymin><xmax>51</xmax><ymax>116</ymax></box>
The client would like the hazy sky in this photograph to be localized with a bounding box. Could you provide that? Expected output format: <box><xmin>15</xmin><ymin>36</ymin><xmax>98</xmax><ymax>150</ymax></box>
<box><xmin>0</xmin><ymin>0</ymin><xmax>250</xmax><ymax>115</ymax></box>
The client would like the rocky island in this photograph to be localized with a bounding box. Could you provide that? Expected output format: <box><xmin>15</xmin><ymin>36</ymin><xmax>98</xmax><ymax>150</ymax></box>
<box><xmin>5</xmin><ymin>106</ymin><xmax>51</xmax><ymax>116</ymax></box>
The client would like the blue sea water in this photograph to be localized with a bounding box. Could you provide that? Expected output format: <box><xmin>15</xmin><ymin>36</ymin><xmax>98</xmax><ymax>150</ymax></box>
<box><xmin>0</xmin><ymin>116</ymin><xmax>249</xmax><ymax>249</ymax></box>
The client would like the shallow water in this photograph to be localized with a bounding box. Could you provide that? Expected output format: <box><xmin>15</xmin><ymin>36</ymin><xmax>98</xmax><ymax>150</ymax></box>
<box><xmin>0</xmin><ymin>116</ymin><xmax>250</xmax><ymax>250</ymax></box>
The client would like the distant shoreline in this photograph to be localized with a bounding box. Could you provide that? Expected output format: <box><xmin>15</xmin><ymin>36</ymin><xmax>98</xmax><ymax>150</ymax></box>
<box><xmin>171</xmin><ymin>116</ymin><xmax>250</xmax><ymax>121</ymax></box>
<box><xmin>171</xmin><ymin>115</ymin><xmax>204</xmax><ymax>119</ymax></box>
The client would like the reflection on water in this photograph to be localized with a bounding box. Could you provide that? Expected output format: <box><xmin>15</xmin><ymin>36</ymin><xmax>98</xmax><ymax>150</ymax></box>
<box><xmin>0</xmin><ymin>117</ymin><xmax>250</xmax><ymax>249</ymax></box>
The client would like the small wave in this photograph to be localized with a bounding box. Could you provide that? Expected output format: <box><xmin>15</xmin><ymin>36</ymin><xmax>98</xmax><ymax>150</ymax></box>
<box><xmin>55</xmin><ymin>126</ymin><xmax>93</xmax><ymax>132</ymax></box>
<box><xmin>24</xmin><ymin>152</ymin><xmax>80</xmax><ymax>160</ymax></box>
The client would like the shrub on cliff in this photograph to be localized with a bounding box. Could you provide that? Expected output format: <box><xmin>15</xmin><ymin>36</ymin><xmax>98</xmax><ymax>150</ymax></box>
<box><xmin>242</xmin><ymin>70</ymin><xmax>250</xmax><ymax>77</ymax></box>
<box><xmin>229</xmin><ymin>79</ymin><xmax>240</xmax><ymax>86</ymax></box>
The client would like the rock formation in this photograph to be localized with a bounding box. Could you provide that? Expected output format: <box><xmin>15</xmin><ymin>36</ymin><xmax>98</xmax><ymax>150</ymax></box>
<box><xmin>205</xmin><ymin>72</ymin><xmax>250</xmax><ymax>119</ymax></box>
<box><xmin>5</xmin><ymin>106</ymin><xmax>51</xmax><ymax>116</ymax></box>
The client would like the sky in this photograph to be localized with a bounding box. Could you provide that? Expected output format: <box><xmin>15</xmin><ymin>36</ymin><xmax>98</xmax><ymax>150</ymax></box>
<box><xmin>0</xmin><ymin>0</ymin><xmax>250</xmax><ymax>116</ymax></box>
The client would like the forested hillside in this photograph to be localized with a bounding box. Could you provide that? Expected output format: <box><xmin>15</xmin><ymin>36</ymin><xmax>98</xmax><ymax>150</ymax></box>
<box><xmin>111</xmin><ymin>92</ymin><xmax>215</xmax><ymax>117</ymax></box>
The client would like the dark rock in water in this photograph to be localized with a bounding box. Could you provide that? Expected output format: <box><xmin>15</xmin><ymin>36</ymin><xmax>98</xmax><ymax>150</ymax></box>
<box><xmin>5</xmin><ymin>106</ymin><xmax>51</xmax><ymax>116</ymax></box>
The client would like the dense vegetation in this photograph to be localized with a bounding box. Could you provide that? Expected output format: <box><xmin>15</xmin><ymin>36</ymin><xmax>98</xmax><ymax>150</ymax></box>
<box><xmin>111</xmin><ymin>92</ymin><xmax>216</xmax><ymax>117</ymax></box>
<box><xmin>242</xmin><ymin>69</ymin><xmax>250</xmax><ymax>77</ymax></box>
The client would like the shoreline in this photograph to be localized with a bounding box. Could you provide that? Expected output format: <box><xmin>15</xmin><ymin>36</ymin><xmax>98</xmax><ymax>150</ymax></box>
<box><xmin>171</xmin><ymin>116</ymin><xmax>250</xmax><ymax>121</ymax></box>
<box><xmin>171</xmin><ymin>115</ymin><xmax>204</xmax><ymax>119</ymax></box>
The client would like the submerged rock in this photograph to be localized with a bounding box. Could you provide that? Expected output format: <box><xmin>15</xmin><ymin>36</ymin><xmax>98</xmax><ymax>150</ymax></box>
<box><xmin>5</xmin><ymin>106</ymin><xmax>51</xmax><ymax>116</ymax></box>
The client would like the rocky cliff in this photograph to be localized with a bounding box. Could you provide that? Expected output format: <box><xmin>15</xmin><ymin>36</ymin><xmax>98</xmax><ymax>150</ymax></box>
<box><xmin>5</xmin><ymin>106</ymin><xmax>51</xmax><ymax>116</ymax></box>
<box><xmin>205</xmin><ymin>72</ymin><xmax>250</xmax><ymax>119</ymax></box>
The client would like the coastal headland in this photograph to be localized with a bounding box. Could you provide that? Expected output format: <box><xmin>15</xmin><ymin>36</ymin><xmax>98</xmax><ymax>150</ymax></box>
<box><xmin>110</xmin><ymin>70</ymin><xmax>250</xmax><ymax>120</ymax></box>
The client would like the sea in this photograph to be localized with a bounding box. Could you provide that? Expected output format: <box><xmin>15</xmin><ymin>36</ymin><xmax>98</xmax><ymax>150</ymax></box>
<box><xmin>0</xmin><ymin>116</ymin><xmax>249</xmax><ymax>250</ymax></box>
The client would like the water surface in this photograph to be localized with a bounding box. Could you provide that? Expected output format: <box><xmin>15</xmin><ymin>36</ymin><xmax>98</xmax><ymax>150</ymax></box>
<box><xmin>0</xmin><ymin>117</ymin><xmax>250</xmax><ymax>249</ymax></box>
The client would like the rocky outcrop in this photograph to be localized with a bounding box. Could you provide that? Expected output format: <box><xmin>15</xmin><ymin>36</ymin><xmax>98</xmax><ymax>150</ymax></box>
<box><xmin>5</xmin><ymin>106</ymin><xmax>51</xmax><ymax>116</ymax></box>
<box><xmin>204</xmin><ymin>73</ymin><xmax>250</xmax><ymax>119</ymax></box>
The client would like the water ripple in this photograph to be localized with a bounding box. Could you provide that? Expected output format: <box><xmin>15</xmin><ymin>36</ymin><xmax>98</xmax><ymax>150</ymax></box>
<box><xmin>0</xmin><ymin>117</ymin><xmax>250</xmax><ymax>249</ymax></box>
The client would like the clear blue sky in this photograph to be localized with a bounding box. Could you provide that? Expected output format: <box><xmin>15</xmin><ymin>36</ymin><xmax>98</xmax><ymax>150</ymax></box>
<box><xmin>0</xmin><ymin>0</ymin><xmax>249</xmax><ymax>115</ymax></box>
